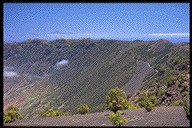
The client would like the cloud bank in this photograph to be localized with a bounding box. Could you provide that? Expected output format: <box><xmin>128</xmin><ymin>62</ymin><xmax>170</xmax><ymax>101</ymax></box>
<box><xmin>148</xmin><ymin>33</ymin><xmax>189</xmax><ymax>37</ymax></box>
<box><xmin>23</xmin><ymin>32</ymin><xmax>189</xmax><ymax>43</ymax></box>
<box><xmin>4</xmin><ymin>66</ymin><xmax>19</xmax><ymax>78</ymax></box>
<box><xmin>4</xmin><ymin>71</ymin><xmax>19</xmax><ymax>77</ymax></box>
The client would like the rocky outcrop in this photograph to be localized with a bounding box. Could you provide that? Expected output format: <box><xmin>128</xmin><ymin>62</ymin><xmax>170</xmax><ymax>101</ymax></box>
<box><xmin>159</xmin><ymin>90</ymin><xmax>180</xmax><ymax>106</ymax></box>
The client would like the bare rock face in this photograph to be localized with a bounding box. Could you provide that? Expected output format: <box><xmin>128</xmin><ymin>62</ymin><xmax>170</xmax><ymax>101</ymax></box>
<box><xmin>166</xmin><ymin>90</ymin><xmax>176</xmax><ymax>96</ymax></box>
<box><xmin>185</xmin><ymin>86</ymin><xmax>190</xmax><ymax>92</ymax></box>
<box><xmin>160</xmin><ymin>88</ymin><xmax>180</xmax><ymax>106</ymax></box>
<box><xmin>162</xmin><ymin>98</ymin><xmax>170</xmax><ymax>106</ymax></box>
<box><xmin>159</xmin><ymin>85</ymin><xmax>167</xmax><ymax>90</ymax></box>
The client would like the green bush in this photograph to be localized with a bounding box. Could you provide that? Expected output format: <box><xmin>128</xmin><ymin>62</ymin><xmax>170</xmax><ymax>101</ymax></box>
<box><xmin>105</xmin><ymin>87</ymin><xmax>129</xmax><ymax>113</ymax></box>
<box><xmin>156</xmin><ymin>89</ymin><xmax>166</xmax><ymax>97</ymax></box>
<box><xmin>108</xmin><ymin>111</ymin><xmax>127</xmax><ymax>127</ymax></box>
<box><xmin>3</xmin><ymin>106</ymin><xmax>22</xmax><ymax>123</ymax></box>
<box><xmin>3</xmin><ymin>114</ymin><xmax>12</xmax><ymax>123</ymax></box>
<box><xmin>170</xmin><ymin>100</ymin><xmax>183</xmax><ymax>106</ymax></box>
<box><xmin>138</xmin><ymin>94</ymin><xmax>157</xmax><ymax>112</ymax></box>
<box><xmin>39</xmin><ymin>107</ymin><xmax>71</xmax><ymax>117</ymax></box>
<box><xmin>39</xmin><ymin>107</ymin><xmax>60</xmax><ymax>117</ymax></box>
<box><xmin>77</xmin><ymin>104</ymin><xmax>89</xmax><ymax>114</ymax></box>
<box><xmin>145</xmin><ymin>102</ymin><xmax>153</xmax><ymax>112</ymax></box>
<box><xmin>126</xmin><ymin>101</ymin><xmax>139</xmax><ymax>110</ymax></box>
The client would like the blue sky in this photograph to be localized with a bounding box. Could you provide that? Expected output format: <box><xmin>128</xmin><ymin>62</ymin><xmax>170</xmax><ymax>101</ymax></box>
<box><xmin>3</xmin><ymin>3</ymin><xmax>190</xmax><ymax>43</ymax></box>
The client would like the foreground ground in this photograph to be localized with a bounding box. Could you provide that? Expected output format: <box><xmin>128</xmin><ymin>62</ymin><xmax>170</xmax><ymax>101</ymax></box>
<box><xmin>4</xmin><ymin>106</ymin><xmax>189</xmax><ymax>127</ymax></box>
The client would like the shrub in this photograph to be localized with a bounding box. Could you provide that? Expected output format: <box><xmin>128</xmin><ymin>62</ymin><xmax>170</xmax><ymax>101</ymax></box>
<box><xmin>145</xmin><ymin>102</ymin><xmax>153</xmax><ymax>112</ymax></box>
<box><xmin>105</xmin><ymin>87</ymin><xmax>129</xmax><ymax>114</ymax></box>
<box><xmin>39</xmin><ymin>107</ymin><xmax>60</xmax><ymax>117</ymax></box>
<box><xmin>156</xmin><ymin>89</ymin><xmax>166</xmax><ymax>97</ymax></box>
<box><xmin>149</xmin><ymin>95</ymin><xmax>158</xmax><ymax>106</ymax></box>
<box><xmin>139</xmin><ymin>100</ymin><xmax>148</xmax><ymax>108</ymax></box>
<box><xmin>3</xmin><ymin>106</ymin><xmax>22</xmax><ymax>123</ymax></box>
<box><xmin>3</xmin><ymin>114</ymin><xmax>12</xmax><ymax>123</ymax></box>
<box><xmin>77</xmin><ymin>104</ymin><xmax>89</xmax><ymax>114</ymax></box>
<box><xmin>39</xmin><ymin>107</ymin><xmax>71</xmax><ymax>117</ymax></box>
<box><xmin>108</xmin><ymin>111</ymin><xmax>127</xmax><ymax>127</ymax></box>
<box><xmin>138</xmin><ymin>94</ymin><xmax>157</xmax><ymax>112</ymax></box>
<box><xmin>126</xmin><ymin>101</ymin><xmax>139</xmax><ymax>110</ymax></box>
<box><xmin>170</xmin><ymin>100</ymin><xmax>183</xmax><ymax>106</ymax></box>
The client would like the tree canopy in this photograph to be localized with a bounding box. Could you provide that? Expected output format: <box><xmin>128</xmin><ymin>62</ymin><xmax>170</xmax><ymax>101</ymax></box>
<box><xmin>105</xmin><ymin>87</ymin><xmax>129</xmax><ymax>113</ymax></box>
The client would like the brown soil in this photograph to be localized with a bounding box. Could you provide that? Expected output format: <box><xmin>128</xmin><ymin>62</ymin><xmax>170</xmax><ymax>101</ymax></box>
<box><xmin>4</xmin><ymin>106</ymin><xmax>189</xmax><ymax>127</ymax></box>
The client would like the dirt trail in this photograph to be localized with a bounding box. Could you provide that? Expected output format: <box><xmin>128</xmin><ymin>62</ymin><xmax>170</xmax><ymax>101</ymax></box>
<box><xmin>4</xmin><ymin>106</ymin><xmax>189</xmax><ymax>126</ymax></box>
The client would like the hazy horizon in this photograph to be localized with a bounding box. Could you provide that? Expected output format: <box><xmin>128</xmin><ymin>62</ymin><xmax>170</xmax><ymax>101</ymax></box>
<box><xmin>3</xmin><ymin>37</ymin><xmax>189</xmax><ymax>44</ymax></box>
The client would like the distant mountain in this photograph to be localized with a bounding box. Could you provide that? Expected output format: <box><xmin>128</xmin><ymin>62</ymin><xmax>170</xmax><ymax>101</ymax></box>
<box><xmin>3</xmin><ymin>38</ymin><xmax>189</xmax><ymax>118</ymax></box>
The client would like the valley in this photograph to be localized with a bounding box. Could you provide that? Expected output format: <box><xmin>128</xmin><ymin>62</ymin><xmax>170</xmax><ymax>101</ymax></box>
<box><xmin>3</xmin><ymin>38</ymin><xmax>190</xmax><ymax>126</ymax></box>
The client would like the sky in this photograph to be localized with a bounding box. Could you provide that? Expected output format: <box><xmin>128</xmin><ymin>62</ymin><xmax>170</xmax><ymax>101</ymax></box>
<box><xmin>3</xmin><ymin>3</ymin><xmax>190</xmax><ymax>43</ymax></box>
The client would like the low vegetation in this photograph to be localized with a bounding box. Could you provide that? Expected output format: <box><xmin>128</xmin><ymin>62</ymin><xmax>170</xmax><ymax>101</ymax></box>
<box><xmin>138</xmin><ymin>94</ymin><xmax>158</xmax><ymax>112</ymax></box>
<box><xmin>170</xmin><ymin>100</ymin><xmax>183</xmax><ymax>106</ymax></box>
<box><xmin>3</xmin><ymin>106</ymin><xmax>22</xmax><ymax>123</ymax></box>
<box><xmin>105</xmin><ymin>87</ymin><xmax>139</xmax><ymax>126</ymax></box>
<box><xmin>77</xmin><ymin>104</ymin><xmax>89</xmax><ymax>114</ymax></box>
<box><xmin>105</xmin><ymin>87</ymin><xmax>130</xmax><ymax>114</ymax></box>
<box><xmin>108</xmin><ymin>110</ymin><xmax>127</xmax><ymax>127</ymax></box>
<box><xmin>39</xmin><ymin>107</ymin><xmax>71</xmax><ymax>117</ymax></box>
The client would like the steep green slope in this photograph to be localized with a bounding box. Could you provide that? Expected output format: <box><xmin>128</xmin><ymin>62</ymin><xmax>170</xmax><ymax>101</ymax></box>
<box><xmin>20</xmin><ymin>39</ymin><xmax>140</xmax><ymax>117</ymax></box>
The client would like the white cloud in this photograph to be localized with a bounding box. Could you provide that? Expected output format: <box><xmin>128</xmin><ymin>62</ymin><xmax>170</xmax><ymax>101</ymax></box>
<box><xmin>54</xmin><ymin>60</ymin><xmax>69</xmax><ymax>70</ymax></box>
<box><xmin>56</xmin><ymin>60</ymin><xmax>69</xmax><ymax>66</ymax></box>
<box><xmin>148</xmin><ymin>33</ymin><xmax>189</xmax><ymax>37</ymax></box>
<box><xmin>4</xmin><ymin>66</ymin><xmax>19</xmax><ymax>78</ymax></box>
<box><xmin>4</xmin><ymin>71</ymin><xmax>19</xmax><ymax>77</ymax></box>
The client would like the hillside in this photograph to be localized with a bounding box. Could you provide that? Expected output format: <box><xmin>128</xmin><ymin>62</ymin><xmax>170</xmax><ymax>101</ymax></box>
<box><xmin>3</xmin><ymin>38</ymin><xmax>189</xmax><ymax>119</ymax></box>
<box><xmin>4</xmin><ymin>106</ymin><xmax>189</xmax><ymax>126</ymax></box>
